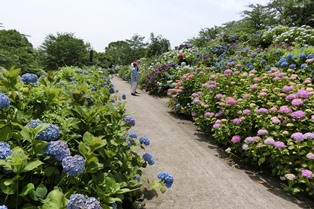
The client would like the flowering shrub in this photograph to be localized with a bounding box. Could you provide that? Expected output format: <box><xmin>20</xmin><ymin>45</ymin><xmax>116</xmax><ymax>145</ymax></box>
<box><xmin>0</xmin><ymin>66</ymin><xmax>169</xmax><ymax>208</ymax></box>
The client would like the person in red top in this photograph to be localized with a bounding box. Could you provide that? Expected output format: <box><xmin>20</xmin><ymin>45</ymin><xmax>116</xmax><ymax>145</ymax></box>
<box><xmin>177</xmin><ymin>54</ymin><xmax>189</xmax><ymax>66</ymax></box>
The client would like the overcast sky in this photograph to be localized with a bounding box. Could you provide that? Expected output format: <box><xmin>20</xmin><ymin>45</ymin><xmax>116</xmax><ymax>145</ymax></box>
<box><xmin>1</xmin><ymin>0</ymin><xmax>270</xmax><ymax>51</ymax></box>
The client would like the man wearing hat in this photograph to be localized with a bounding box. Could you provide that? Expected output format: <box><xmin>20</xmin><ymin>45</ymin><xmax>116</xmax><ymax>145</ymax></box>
<box><xmin>178</xmin><ymin>54</ymin><xmax>189</xmax><ymax>66</ymax></box>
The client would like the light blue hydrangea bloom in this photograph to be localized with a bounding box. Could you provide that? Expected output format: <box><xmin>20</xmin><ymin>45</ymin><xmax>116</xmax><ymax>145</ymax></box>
<box><xmin>0</xmin><ymin>205</ymin><xmax>8</xmax><ymax>209</ymax></box>
<box><xmin>0</xmin><ymin>93</ymin><xmax>10</xmax><ymax>109</ymax></box>
<box><xmin>67</xmin><ymin>194</ymin><xmax>86</xmax><ymax>209</ymax></box>
<box><xmin>62</xmin><ymin>155</ymin><xmax>86</xmax><ymax>176</ymax></box>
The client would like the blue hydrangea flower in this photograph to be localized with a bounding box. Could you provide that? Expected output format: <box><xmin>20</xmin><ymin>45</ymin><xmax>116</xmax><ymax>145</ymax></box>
<box><xmin>289</xmin><ymin>64</ymin><xmax>296</xmax><ymax>69</ymax></box>
<box><xmin>62</xmin><ymin>155</ymin><xmax>86</xmax><ymax>176</ymax></box>
<box><xmin>301</xmin><ymin>63</ymin><xmax>307</xmax><ymax>69</ymax></box>
<box><xmin>21</xmin><ymin>73</ymin><xmax>38</xmax><ymax>84</ymax></box>
<box><xmin>0</xmin><ymin>142</ymin><xmax>12</xmax><ymax>159</ymax></box>
<box><xmin>26</xmin><ymin>120</ymin><xmax>61</xmax><ymax>141</ymax></box>
<box><xmin>67</xmin><ymin>194</ymin><xmax>86</xmax><ymax>209</ymax></box>
<box><xmin>0</xmin><ymin>205</ymin><xmax>8</xmax><ymax>209</ymax></box>
<box><xmin>139</xmin><ymin>136</ymin><xmax>150</xmax><ymax>146</ymax></box>
<box><xmin>44</xmin><ymin>141</ymin><xmax>71</xmax><ymax>161</ymax></box>
<box><xmin>109</xmin><ymin>88</ymin><xmax>115</xmax><ymax>94</ymax></box>
<box><xmin>308</xmin><ymin>54</ymin><xmax>314</xmax><ymax>59</ymax></box>
<box><xmin>126</xmin><ymin>140</ymin><xmax>131</xmax><ymax>146</ymax></box>
<box><xmin>299</xmin><ymin>53</ymin><xmax>306</xmax><ymax>59</ymax></box>
<box><xmin>260</xmin><ymin>59</ymin><xmax>266</xmax><ymax>64</ymax></box>
<box><xmin>122</xmin><ymin>94</ymin><xmax>126</xmax><ymax>100</ymax></box>
<box><xmin>0</xmin><ymin>93</ymin><xmax>10</xmax><ymax>109</ymax></box>
<box><xmin>286</xmin><ymin>54</ymin><xmax>293</xmax><ymax>60</ymax></box>
<box><xmin>157</xmin><ymin>172</ymin><xmax>174</xmax><ymax>188</ymax></box>
<box><xmin>280</xmin><ymin>61</ymin><xmax>288</xmax><ymax>67</ymax></box>
<box><xmin>123</xmin><ymin>116</ymin><xmax>135</xmax><ymax>126</ymax></box>
<box><xmin>90</xmin><ymin>86</ymin><xmax>96</xmax><ymax>91</ymax></box>
<box><xmin>175</xmin><ymin>104</ymin><xmax>180</xmax><ymax>109</ymax></box>
<box><xmin>85</xmin><ymin>197</ymin><xmax>102</xmax><ymax>209</ymax></box>
<box><xmin>142</xmin><ymin>152</ymin><xmax>154</xmax><ymax>165</ymax></box>
<box><xmin>128</xmin><ymin>132</ymin><xmax>137</xmax><ymax>139</ymax></box>
<box><xmin>111</xmin><ymin>203</ymin><xmax>117</xmax><ymax>209</ymax></box>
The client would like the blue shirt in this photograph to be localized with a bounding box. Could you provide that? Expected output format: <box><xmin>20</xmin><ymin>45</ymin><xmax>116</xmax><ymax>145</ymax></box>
<box><xmin>131</xmin><ymin>67</ymin><xmax>139</xmax><ymax>82</ymax></box>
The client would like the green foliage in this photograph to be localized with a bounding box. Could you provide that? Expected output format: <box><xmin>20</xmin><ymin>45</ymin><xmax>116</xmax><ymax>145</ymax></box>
<box><xmin>0</xmin><ymin>29</ymin><xmax>35</xmax><ymax>73</ymax></box>
<box><xmin>0</xmin><ymin>66</ymin><xmax>167</xmax><ymax>208</ymax></box>
<box><xmin>40</xmin><ymin>33</ymin><xmax>90</xmax><ymax>70</ymax></box>
<box><xmin>104</xmin><ymin>41</ymin><xmax>132</xmax><ymax>66</ymax></box>
<box><xmin>146</xmin><ymin>33</ymin><xmax>171</xmax><ymax>58</ymax></box>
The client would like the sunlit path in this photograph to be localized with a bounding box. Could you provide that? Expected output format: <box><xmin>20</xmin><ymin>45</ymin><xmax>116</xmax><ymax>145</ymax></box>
<box><xmin>111</xmin><ymin>75</ymin><xmax>313</xmax><ymax>209</ymax></box>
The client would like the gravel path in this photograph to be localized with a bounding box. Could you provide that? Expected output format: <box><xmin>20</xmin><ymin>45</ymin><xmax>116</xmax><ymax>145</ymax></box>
<box><xmin>112</xmin><ymin>75</ymin><xmax>313</xmax><ymax>209</ymax></box>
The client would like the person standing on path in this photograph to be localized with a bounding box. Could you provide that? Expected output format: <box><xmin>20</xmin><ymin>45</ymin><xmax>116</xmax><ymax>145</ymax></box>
<box><xmin>130</xmin><ymin>62</ymin><xmax>139</xmax><ymax>96</ymax></box>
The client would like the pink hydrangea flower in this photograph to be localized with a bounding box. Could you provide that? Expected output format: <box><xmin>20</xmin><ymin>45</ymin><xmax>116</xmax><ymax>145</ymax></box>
<box><xmin>297</xmin><ymin>89</ymin><xmax>311</xmax><ymax>99</ymax></box>
<box><xmin>282</xmin><ymin>86</ymin><xmax>294</xmax><ymax>93</ymax></box>
<box><xmin>285</xmin><ymin>94</ymin><xmax>297</xmax><ymax>101</ymax></box>
<box><xmin>271</xmin><ymin>117</ymin><xmax>281</xmax><ymax>124</ymax></box>
<box><xmin>232</xmin><ymin>118</ymin><xmax>243</xmax><ymax>125</ymax></box>
<box><xmin>215</xmin><ymin>94</ymin><xmax>223</xmax><ymax>99</ymax></box>
<box><xmin>269</xmin><ymin>107</ymin><xmax>278</xmax><ymax>112</ymax></box>
<box><xmin>264</xmin><ymin>137</ymin><xmax>275</xmax><ymax>145</ymax></box>
<box><xmin>279</xmin><ymin>106</ymin><xmax>292</xmax><ymax>114</ymax></box>
<box><xmin>243</xmin><ymin>94</ymin><xmax>251</xmax><ymax>98</ymax></box>
<box><xmin>231</xmin><ymin>135</ymin><xmax>241</xmax><ymax>143</ymax></box>
<box><xmin>224</xmin><ymin>69</ymin><xmax>233</xmax><ymax>76</ymax></box>
<box><xmin>304</xmin><ymin>133</ymin><xmax>314</xmax><ymax>139</ymax></box>
<box><xmin>242</xmin><ymin>109</ymin><xmax>251</xmax><ymax>115</ymax></box>
<box><xmin>204</xmin><ymin>112</ymin><xmax>214</xmax><ymax>117</ymax></box>
<box><xmin>306</xmin><ymin>153</ymin><xmax>314</xmax><ymax>160</ymax></box>
<box><xmin>193</xmin><ymin>97</ymin><xmax>201</xmax><ymax>104</ymax></box>
<box><xmin>291</xmin><ymin>99</ymin><xmax>304</xmax><ymax>106</ymax></box>
<box><xmin>225</xmin><ymin>97</ymin><xmax>237</xmax><ymax>105</ymax></box>
<box><xmin>257</xmin><ymin>129</ymin><xmax>269</xmax><ymax>135</ymax></box>
<box><xmin>250</xmin><ymin>84</ymin><xmax>258</xmax><ymax>90</ymax></box>
<box><xmin>213</xmin><ymin>123</ymin><xmax>221</xmax><ymax>129</ymax></box>
<box><xmin>259</xmin><ymin>92</ymin><xmax>267</xmax><ymax>97</ymax></box>
<box><xmin>301</xmin><ymin>169</ymin><xmax>313</xmax><ymax>179</ymax></box>
<box><xmin>291</xmin><ymin>110</ymin><xmax>306</xmax><ymax>119</ymax></box>
<box><xmin>256</xmin><ymin>108</ymin><xmax>268</xmax><ymax>114</ymax></box>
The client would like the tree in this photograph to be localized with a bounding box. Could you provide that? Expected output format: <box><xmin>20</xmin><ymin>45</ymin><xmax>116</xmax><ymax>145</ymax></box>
<box><xmin>0</xmin><ymin>29</ymin><xmax>35</xmax><ymax>73</ymax></box>
<box><xmin>267</xmin><ymin>0</ymin><xmax>314</xmax><ymax>27</ymax></box>
<box><xmin>103</xmin><ymin>41</ymin><xmax>132</xmax><ymax>65</ymax></box>
<box><xmin>125</xmin><ymin>34</ymin><xmax>148</xmax><ymax>60</ymax></box>
<box><xmin>189</xmin><ymin>26</ymin><xmax>223</xmax><ymax>47</ymax></box>
<box><xmin>146</xmin><ymin>33</ymin><xmax>171</xmax><ymax>58</ymax></box>
<box><xmin>40</xmin><ymin>33</ymin><xmax>89</xmax><ymax>70</ymax></box>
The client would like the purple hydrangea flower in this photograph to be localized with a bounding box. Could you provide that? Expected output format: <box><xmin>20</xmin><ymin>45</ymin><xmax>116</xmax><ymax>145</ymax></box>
<box><xmin>291</xmin><ymin>132</ymin><xmax>304</xmax><ymax>141</ymax></box>
<box><xmin>274</xmin><ymin>141</ymin><xmax>285</xmax><ymax>149</ymax></box>
<box><xmin>271</xmin><ymin>117</ymin><xmax>281</xmax><ymax>124</ymax></box>
<box><xmin>193</xmin><ymin>97</ymin><xmax>201</xmax><ymax>104</ymax></box>
<box><xmin>215</xmin><ymin>94</ymin><xmax>223</xmax><ymax>99</ymax></box>
<box><xmin>204</xmin><ymin>112</ymin><xmax>214</xmax><ymax>117</ymax></box>
<box><xmin>224</xmin><ymin>69</ymin><xmax>233</xmax><ymax>76</ymax></box>
<box><xmin>62</xmin><ymin>155</ymin><xmax>86</xmax><ymax>176</ymax></box>
<box><xmin>157</xmin><ymin>171</ymin><xmax>174</xmax><ymax>188</ymax></box>
<box><xmin>232</xmin><ymin>118</ymin><xmax>243</xmax><ymax>125</ymax></box>
<box><xmin>242</xmin><ymin>144</ymin><xmax>249</xmax><ymax>150</ymax></box>
<box><xmin>245</xmin><ymin>137</ymin><xmax>255</xmax><ymax>144</ymax></box>
<box><xmin>290</xmin><ymin>110</ymin><xmax>306</xmax><ymax>119</ymax></box>
<box><xmin>250</xmin><ymin>84</ymin><xmax>258</xmax><ymax>90</ymax></box>
<box><xmin>304</xmin><ymin>133</ymin><xmax>314</xmax><ymax>139</ymax></box>
<box><xmin>45</xmin><ymin>141</ymin><xmax>71</xmax><ymax>161</ymax></box>
<box><xmin>142</xmin><ymin>152</ymin><xmax>154</xmax><ymax>165</ymax></box>
<box><xmin>225</xmin><ymin>97</ymin><xmax>237</xmax><ymax>105</ymax></box>
<box><xmin>285</xmin><ymin>94</ymin><xmax>297</xmax><ymax>101</ymax></box>
<box><xmin>85</xmin><ymin>197</ymin><xmax>102</xmax><ymax>209</ymax></box>
<box><xmin>242</xmin><ymin>109</ymin><xmax>251</xmax><ymax>115</ymax></box>
<box><xmin>256</xmin><ymin>108</ymin><xmax>268</xmax><ymax>114</ymax></box>
<box><xmin>0</xmin><ymin>94</ymin><xmax>10</xmax><ymax>109</ymax></box>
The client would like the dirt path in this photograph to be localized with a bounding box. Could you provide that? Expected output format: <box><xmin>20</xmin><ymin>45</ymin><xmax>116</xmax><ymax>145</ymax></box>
<box><xmin>111</xmin><ymin>75</ymin><xmax>313</xmax><ymax>209</ymax></box>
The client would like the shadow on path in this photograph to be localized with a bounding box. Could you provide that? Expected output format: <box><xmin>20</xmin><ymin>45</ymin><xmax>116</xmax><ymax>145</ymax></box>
<box><xmin>167</xmin><ymin>110</ymin><xmax>314</xmax><ymax>209</ymax></box>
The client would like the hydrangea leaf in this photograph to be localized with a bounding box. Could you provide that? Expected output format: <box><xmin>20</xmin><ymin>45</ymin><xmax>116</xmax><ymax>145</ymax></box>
<box><xmin>41</xmin><ymin>189</ymin><xmax>66</xmax><ymax>209</ymax></box>
<box><xmin>19</xmin><ymin>183</ymin><xmax>35</xmax><ymax>197</ymax></box>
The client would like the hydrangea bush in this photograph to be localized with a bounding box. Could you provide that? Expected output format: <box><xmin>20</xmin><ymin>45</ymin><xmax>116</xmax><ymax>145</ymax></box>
<box><xmin>0</xmin><ymin>66</ymin><xmax>170</xmax><ymax>209</ymax></box>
